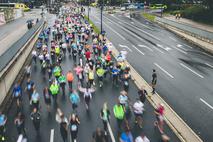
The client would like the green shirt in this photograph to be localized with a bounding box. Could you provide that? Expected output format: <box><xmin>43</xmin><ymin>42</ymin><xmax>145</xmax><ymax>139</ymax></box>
<box><xmin>113</xmin><ymin>105</ymin><xmax>125</xmax><ymax>120</ymax></box>
<box><xmin>50</xmin><ymin>84</ymin><xmax>59</xmax><ymax>95</ymax></box>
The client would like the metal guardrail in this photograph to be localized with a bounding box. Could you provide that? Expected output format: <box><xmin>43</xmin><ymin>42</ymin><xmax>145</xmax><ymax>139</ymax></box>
<box><xmin>0</xmin><ymin>20</ymin><xmax>44</xmax><ymax>72</ymax></box>
<box><xmin>155</xmin><ymin>17</ymin><xmax>213</xmax><ymax>41</ymax></box>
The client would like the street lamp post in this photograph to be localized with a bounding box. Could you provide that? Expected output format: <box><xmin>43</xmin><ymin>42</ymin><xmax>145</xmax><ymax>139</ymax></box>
<box><xmin>88</xmin><ymin>0</ymin><xmax>90</xmax><ymax>21</ymax></box>
<box><xmin>100</xmin><ymin>0</ymin><xmax>104</xmax><ymax>34</ymax></box>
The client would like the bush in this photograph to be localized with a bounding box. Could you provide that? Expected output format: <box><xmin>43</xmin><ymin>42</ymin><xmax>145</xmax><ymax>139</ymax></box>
<box><xmin>142</xmin><ymin>13</ymin><xmax>156</xmax><ymax>22</ymax></box>
<box><xmin>180</xmin><ymin>5</ymin><xmax>213</xmax><ymax>24</ymax></box>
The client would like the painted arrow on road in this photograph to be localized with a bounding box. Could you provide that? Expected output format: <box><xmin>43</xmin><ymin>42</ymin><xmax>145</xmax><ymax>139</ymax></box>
<box><xmin>119</xmin><ymin>44</ymin><xmax>132</xmax><ymax>52</ymax></box>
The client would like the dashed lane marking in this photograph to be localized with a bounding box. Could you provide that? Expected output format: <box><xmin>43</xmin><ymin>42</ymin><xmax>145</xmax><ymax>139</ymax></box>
<box><xmin>138</xmin><ymin>44</ymin><xmax>153</xmax><ymax>52</ymax></box>
<box><xmin>132</xmin><ymin>45</ymin><xmax>145</xmax><ymax>55</ymax></box>
<box><xmin>50</xmin><ymin>129</ymin><xmax>54</xmax><ymax>142</ymax></box>
<box><xmin>180</xmin><ymin>63</ymin><xmax>204</xmax><ymax>78</ymax></box>
<box><xmin>200</xmin><ymin>98</ymin><xmax>213</xmax><ymax>110</ymax></box>
<box><xmin>154</xmin><ymin>63</ymin><xmax>174</xmax><ymax>79</ymax></box>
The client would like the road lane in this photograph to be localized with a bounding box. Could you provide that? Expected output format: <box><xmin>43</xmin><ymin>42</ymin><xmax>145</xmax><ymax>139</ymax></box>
<box><xmin>89</xmin><ymin>8</ymin><xmax>213</xmax><ymax>141</ymax></box>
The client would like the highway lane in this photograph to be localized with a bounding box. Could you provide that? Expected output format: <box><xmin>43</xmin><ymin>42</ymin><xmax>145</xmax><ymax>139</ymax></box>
<box><xmin>88</xmin><ymin>7</ymin><xmax>213</xmax><ymax>141</ymax></box>
<box><xmin>5</xmin><ymin>12</ymin><xmax>180</xmax><ymax>142</ymax></box>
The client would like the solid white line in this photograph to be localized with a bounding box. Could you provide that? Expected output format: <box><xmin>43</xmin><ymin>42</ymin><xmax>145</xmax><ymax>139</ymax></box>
<box><xmin>119</xmin><ymin>44</ymin><xmax>132</xmax><ymax>52</ymax></box>
<box><xmin>177</xmin><ymin>44</ymin><xmax>188</xmax><ymax>51</ymax></box>
<box><xmin>138</xmin><ymin>45</ymin><xmax>153</xmax><ymax>52</ymax></box>
<box><xmin>180</xmin><ymin>63</ymin><xmax>204</xmax><ymax>78</ymax></box>
<box><xmin>152</xmin><ymin>46</ymin><xmax>165</xmax><ymax>54</ymax></box>
<box><xmin>154</xmin><ymin>63</ymin><xmax>174</xmax><ymax>79</ymax></box>
<box><xmin>132</xmin><ymin>45</ymin><xmax>145</xmax><ymax>55</ymax></box>
<box><xmin>93</xmin><ymin>15</ymin><xmax>126</xmax><ymax>40</ymax></box>
<box><xmin>156</xmin><ymin>44</ymin><xmax>171</xmax><ymax>51</ymax></box>
<box><xmin>107</xmin><ymin>122</ymin><xmax>116</xmax><ymax>142</ymax></box>
<box><xmin>169</xmin><ymin>37</ymin><xmax>177</xmax><ymax>42</ymax></box>
<box><xmin>50</xmin><ymin>129</ymin><xmax>54</xmax><ymax>142</ymax></box>
<box><xmin>200</xmin><ymin>98</ymin><xmax>213</xmax><ymax>110</ymax></box>
<box><xmin>205</xmin><ymin>63</ymin><xmax>213</xmax><ymax>68</ymax></box>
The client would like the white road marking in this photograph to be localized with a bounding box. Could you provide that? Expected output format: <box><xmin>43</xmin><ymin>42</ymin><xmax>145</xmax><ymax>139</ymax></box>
<box><xmin>169</xmin><ymin>37</ymin><xmax>177</xmax><ymax>41</ymax></box>
<box><xmin>156</xmin><ymin>44</ymin><xmax>172</xmax><ymax>51</ymax></box>
<box><xmin>180</xmin><ymin>63</ymin><xmax>204</xmax><ymax>78</ymax></box>
<box><xmin>205</xmin><ymin>63</ymin><xmax>213</xmax><ymax>68</ymax></box>
<box><xmin>154</xmin><ymin>63</ymin><xmax>174</xmax><ymax>79</ymax></box>
<box><xmin>107</xmin><ymin>21</ymin><xmax>112</xmax><ymax>24</ymax></box>
<box><xmin>118</xmin><ymin>21</ymin><xmax>122</xmax><ymax>24</ymax></box>
<box><xmin>119</xmin><ymin>44</ymin><xmax>132</xmax><ymax>52</ymax></box>
<box><xmin>138</xmin><ymin>44</ymin><xmax>153</xmax><ymax>52</ymax></box>
<box><xmin>152</xmin><ymin>46</ymin><xmax>165</xmax><ymax>54</ymax></box>
<box><xmin>177</xmin><ymin>44</ymin><xmax>188</xmax><ymax>51</ymax></box>
<box><xmin>95</xmin><ymin>21</ymin><xmax>100</xmax><ymax>24</ymax></box>
<box><xmin>200</xmin><ymin>98</ymin><xmax>213</xmax><ymax>110</ymax></box>
<box><xmin>93</xmin><ymin>15</ymin><xmax>126</xmax><ymax>40</ymax></box>
<box><xmin>183</xmin><ymin>43</ymin><xmax>193</xmax><ymax>49</ymax></box>
<box><xmin>107</xmin><ymin>122</ymin><xmax>116</xmax><ymax>142</ymax></box>
<box><xmin>131</xmin><ymin>21</ymin><xmax>134</xmax><ymax>24</ymax></box>
<box><xmin>50</xmin><ymin>129</ymin><xmax>54</xmax><ymax>142</ymax></box>
<box><xmin>173</xmin><ymin>46</ymin><xmax>188</xmax><ymax>54</ymax></box>
<box><xmin>105</xmin><ymin>15</ymin><xmax>160</xmax><ymax>41</ymax></box>
<box><xmin>132</xmin><ymin>45</ymin><xmax>145</xmax><ymax>55</ymax></box>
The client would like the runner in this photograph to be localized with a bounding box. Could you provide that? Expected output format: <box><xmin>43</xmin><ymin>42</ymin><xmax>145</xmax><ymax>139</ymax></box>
<box><xmin>66</xmin><ymin>70</ymin><xmax>74</xmax><ymax>90</ymax></box>
<box><xmin>119</xmin><ymin>127</ymin><xmax>133</xmax><ymax>142</ymax></box>
<box><xmin>31</xmin><ymin>89</ymin><xmax>40</xmax><ymax>110</ymax></box>
<box><xmin>92</xmin><ymin>127</ymin><xmax>106</xmax><ymax>142</ymax></box>
<box><xmin>49</xmin><ymin>80</ymin><xmax>60</xmax><ymax>104</ymax></box>
<box><xmin>43</xmin><ymin>87</ymin><xmax>51</xmax><ymax>112</ymax></box>
<box><xmin>135</xmin><ymin>133</ymin><xmax>150</xmax><ymax>142</ymax></box>
<box><xmin>14</xmin><ymin>112</ymin><xmax>26</xmax><ymax>137</ymax></box>
<box><xmin>133</xmin><ymin>98</ymin><xmax>144</xmax><ymax>128</ymax></box>
<box><xmin>69</xmin><ymin>90</ymin><xmax>80</xmax><ymax>112</ymax></box>
<box><xmin>138</xmin><ymin>86</ymin><xmax>148</xmax><ymax>103</ymax></box>
<box><xmin>100</xmin><ymin>102</ymin><xmax>110</xmax><ymax>135</ymax></box>
<box><xmin>113</xmin><ymin>101</ymin><xmax>125</xmax><ymax>130</ymax></box>
<box><xmin>154</xmin><ymin>103</ymin><xmax>165</xmax><ymax>134</ymax></box>
<box><xmin>0</xmin><ymin>112</ymin><xmax>7</xmax><ymax>141</ymax></box>
<box><xmin>30</xmin><ymin>108</ymin><xmax>41</xmax><ymax>133</ymax></box>
<box><xmin>69</xmin><ymin>113</ymin><xmax>80</xmax><ymax>142</ymax></box>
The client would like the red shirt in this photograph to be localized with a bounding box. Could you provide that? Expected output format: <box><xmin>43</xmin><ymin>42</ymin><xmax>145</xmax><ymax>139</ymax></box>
<box><xmin>85</xmin><ymin>51</ymin><xmax>91</xmax><ymax>59</ymax></box>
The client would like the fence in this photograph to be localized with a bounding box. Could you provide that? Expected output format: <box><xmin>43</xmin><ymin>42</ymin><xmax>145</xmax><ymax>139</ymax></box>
<box><xmin>155</xmin><ymin>17</ymin><xmax>213</xmax><ymax>42</ymax></box>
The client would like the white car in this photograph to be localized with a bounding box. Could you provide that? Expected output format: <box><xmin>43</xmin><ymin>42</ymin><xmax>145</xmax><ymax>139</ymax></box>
<box><xmin>128</xmin><ymin>4</ymin><xmax>137</xmax><ymax>10</ymax></box>
<box><xmin>120</xmin><ymin>7</ymin><xmax>126</xmax><ymax>11</ymax></box>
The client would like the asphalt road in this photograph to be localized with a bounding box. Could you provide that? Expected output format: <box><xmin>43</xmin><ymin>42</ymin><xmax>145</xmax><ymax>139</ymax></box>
<box><xmin>5</xmin><ymin>11</ymin><xmax>180</xmax><ymax>142</ymax></box>
<box><xmin>88</xmin><ymin>7</ymin><xmax>213</xmax><ymax>142</ymax></box>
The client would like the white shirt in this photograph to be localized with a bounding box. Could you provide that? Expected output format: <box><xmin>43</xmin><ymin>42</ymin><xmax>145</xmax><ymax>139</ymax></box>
<box><xmin>133</xmin><ymin>101</ymin><xmax>144</xmax><ymax>114</ymax></box>
<box><xmin>32</xmin><ymin>50</ymin><xmax>37</xmax><ymax>56</ymax></box>
<box><xmin>135</xmin><ymin>136</ymin><xmax>150</xmax><ymax>142</ymax></box>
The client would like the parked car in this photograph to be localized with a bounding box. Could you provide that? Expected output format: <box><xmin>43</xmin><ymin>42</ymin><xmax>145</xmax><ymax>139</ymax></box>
<box><xmin>120</xmin><ymin>7</ymin><xmax>126</xmax><ymax>11</ymax></box>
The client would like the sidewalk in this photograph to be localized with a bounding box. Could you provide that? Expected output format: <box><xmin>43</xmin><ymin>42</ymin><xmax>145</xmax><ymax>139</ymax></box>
<box><xmin>164</xmin><ymin>15</ymin><xmax>213</xmax><ymax>33</ymax></box>
<box><xmin>0</xmin><ymin>9</ymin><xmax>42</xmax><ymax>56</ymax></box>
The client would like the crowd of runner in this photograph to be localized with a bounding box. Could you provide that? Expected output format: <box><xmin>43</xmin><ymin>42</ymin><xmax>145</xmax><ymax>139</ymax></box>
<box><xmin>0</xmin><ymin>4</ymin><xmax>170</xmax><ymax>142</ymax></box>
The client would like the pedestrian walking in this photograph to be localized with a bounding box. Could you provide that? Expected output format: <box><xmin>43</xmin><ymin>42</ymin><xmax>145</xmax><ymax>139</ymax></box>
<box><xmin>43</xmin><ymin>87</ymin><xmax>51</xmax><ymax>112</ymax></box>
<box><xmin>69</xmin><ymin>113</ymin><xmax>80</xmax><ymax>142</ymax></box>
<box><xmin>92</xmin><ymin>127</ymin><xmax>106</xmax><ymax>142</ymax></box>
<box><xmin>30</xmin><ymin>108</ymin><xmax>41</xmax><ymax>133</ymax></box>
<box><xmin>151</xmin><ymin>69</ymin><xmax>157</xmax><ymax>94</ymax></box>
<box><xmin>14</xmin><ymin>112</ymin><xmax>26</xmax><ymax>136</ymax></box>
<box><xmin>100</xmin><ymin>102</ymin><xmax>110</xmax><ymax>135</ymax></box>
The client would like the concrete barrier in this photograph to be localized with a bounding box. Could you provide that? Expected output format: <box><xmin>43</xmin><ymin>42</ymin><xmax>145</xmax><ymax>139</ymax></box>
<box><xmin>0</xmin><ymin>20</ymin><xmax>44</xmax><ymax>110</ymax></box>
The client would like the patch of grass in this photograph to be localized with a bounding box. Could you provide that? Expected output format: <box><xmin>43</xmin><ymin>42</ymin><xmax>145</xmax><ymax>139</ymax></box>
<box><xmin>141</xmin><ymin>12</ymin><xmax>156</xmax><ymax>22</ymax></box>
<box><xmin>84</xmin><ymin>15</ymin><xmax>101</xmax><ymax>34</ymax></box>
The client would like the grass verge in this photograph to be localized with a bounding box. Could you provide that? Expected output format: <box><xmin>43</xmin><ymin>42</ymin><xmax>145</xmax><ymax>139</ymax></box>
<box><xmin>84</xmin><ymin>15</ymin><xmax>101</xmax><ymax>34</ymax></box>
<box><xmin>141</xmin><ymin>12</ymin><xmax>156</xmax><ymax>22</ymax></box>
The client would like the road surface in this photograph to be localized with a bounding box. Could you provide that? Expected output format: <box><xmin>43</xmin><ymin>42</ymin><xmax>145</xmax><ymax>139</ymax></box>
<box><xmin>88</xmin><ymin>7</ymin><xmax>213</xmax><ymax>142</ymax></box>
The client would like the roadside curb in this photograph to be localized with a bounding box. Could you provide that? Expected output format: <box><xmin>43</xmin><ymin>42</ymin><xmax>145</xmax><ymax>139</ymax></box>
<box><xmin>105</xmin><ymin>39</ymin><xmax>203</xmax><ymax>142</ymax></box>
<box><xmin>157</xmin><ymin>22</ymin><xmax>213</xmax><ymax>54</ymax></box>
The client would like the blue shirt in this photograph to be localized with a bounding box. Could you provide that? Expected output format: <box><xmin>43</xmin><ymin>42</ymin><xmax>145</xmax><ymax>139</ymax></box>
<box><xmin>0</xmin><ymin>115</ymin><xmax>6</xmax><ymax>126</ymax></box>
<box><xmin>120</xmin><ymin>132</ymin><xmax>133</xmax><ymax>142</ymax></box>
<box><xmin>70</xmin><ymin>93</ymin><xmax>80</xmax><ymax>104</ymax></box>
